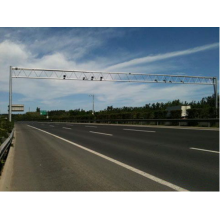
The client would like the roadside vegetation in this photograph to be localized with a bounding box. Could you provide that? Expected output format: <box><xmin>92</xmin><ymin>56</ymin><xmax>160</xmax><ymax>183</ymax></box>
<box><xmin>0</xmin><ymin>117</ymin><xmax>14</xmax><ymax>145</ymax></box>
<box><xmin>10</xmin><ymin>95</ymin><xmax>219</xmax><ymax>122</ymax></box>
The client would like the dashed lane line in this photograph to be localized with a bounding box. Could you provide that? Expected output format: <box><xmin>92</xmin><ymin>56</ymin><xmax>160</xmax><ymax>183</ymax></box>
<box><xmin>89</xmin><ymin>131</ymin><xmax>112</xmax><ymax>136</ymax></box>
<box><xmin>123</xmin><ymin>129</ymin><xmax>156</xmax><ymax>133</ymax></box>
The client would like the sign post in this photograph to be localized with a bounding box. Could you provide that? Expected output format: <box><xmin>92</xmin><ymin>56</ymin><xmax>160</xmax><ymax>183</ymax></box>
<box><xmin>9</xmin><ymin>66</ymin><xmax>12</xmax><ymax>122</ymax></box>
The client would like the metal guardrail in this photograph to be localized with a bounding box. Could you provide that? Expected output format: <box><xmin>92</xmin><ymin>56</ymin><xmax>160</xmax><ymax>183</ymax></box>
<box><xmin>0</xmin><ymin>129</ymin><xmax>14</xmax><ymax>161</ymax></box>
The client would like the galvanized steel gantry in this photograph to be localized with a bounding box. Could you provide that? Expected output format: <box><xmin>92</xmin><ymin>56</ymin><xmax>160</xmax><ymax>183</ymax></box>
<box><xmin>9</xmin><ymin>66</ymin><xmax>218</xmax><ymax>121</ymax></box>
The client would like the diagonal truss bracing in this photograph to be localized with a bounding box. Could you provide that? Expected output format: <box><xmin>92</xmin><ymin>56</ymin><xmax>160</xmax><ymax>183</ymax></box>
<box><xmin>11</xmin><ymin>67</ymin><xmax>215</xmax><ymax>85</ymax></box>
<box><xmin>9</xmin><ymin>66</ymin><xmax>218</xmax><ymax>122</ymax></box>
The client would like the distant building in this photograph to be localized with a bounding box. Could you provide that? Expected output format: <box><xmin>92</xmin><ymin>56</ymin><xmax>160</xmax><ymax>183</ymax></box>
<box><xmin>166</xmin><ymin>106</ymin><xmax>191</xmax><ymax>118</ymax></box>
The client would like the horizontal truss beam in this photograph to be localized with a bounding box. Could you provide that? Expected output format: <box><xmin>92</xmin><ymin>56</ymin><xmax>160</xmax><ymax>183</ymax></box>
<box><xmin>11</xmin><ymin>67</ymin><xmax>215</xmax><ymax>85</ymax></box>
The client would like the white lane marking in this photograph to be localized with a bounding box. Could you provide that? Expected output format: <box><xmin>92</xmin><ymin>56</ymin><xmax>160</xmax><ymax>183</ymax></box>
<box><xmin>50</xmin><ymin>125</ymin><xmax>54</xmax><ymax>127</ymax></box>
<box><xmin>123</xmin><ymin>129</ymin><xmax>156</xmax><ymax>133</ymax></box>
<box><xmin>190</xmin><ymin>147</ymin><xmax>219</xmax><ymax>154</ymax></box>
<box><xmin>85</xmin><ymin>126</ymin><xmax>97</xmax><ymax>128</ymax></box>
<box><xmin>27</xmin><ymin>125</ymin><xmax>187</xmax><ymax>191</ymax></box>
<box><xmin>72</xmin><ymin>123</ymin><xmax>219</xmax><ymax>131</ymax></box>
<box><xmin>89</xmin><ymin>131</ymin><xmax>112</xmax><ymax>136</ymax></box>
<box><xmin>63</xmin><ymin>127</ymin><xmax>71</xmax><ymax>130</ymax></box>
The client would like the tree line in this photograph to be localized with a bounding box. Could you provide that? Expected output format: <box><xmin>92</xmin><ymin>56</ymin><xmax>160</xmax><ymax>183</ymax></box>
<box><xmin>0</xmin><ymin>116</ymin><xmax>14</xmax><ymax>144</ymax></box>
<box><xmin>12</xmin><ymin>95</ymin><xmax>219</xmax><ymax>121</ymax></box>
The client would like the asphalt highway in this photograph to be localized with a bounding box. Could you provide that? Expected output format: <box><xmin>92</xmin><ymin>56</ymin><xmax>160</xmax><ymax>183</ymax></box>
<box><xmin>9</xmin><ymin>122</ymin><xmax>219</xmax><ymax>191</ymax></box>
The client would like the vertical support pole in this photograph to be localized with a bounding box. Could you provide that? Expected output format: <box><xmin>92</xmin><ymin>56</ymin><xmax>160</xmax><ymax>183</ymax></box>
<box><xmin>9</xmin><ymin>66</ymin><xmax>12</xmax><ymax>122</ymax></box>
<box><xmin>89</xmin><ymin>94</ymin><xmax>95</xmax><ymax>115</ymax></box>
<box><xmin>93</xmin><ymin>94</ymin><xmax>94</xmax><ymax>115</ymax></box>
<box><xmin>213</xmin><ymin>77</ymin><xmax>218</xmax><ymax>118</ymax></box>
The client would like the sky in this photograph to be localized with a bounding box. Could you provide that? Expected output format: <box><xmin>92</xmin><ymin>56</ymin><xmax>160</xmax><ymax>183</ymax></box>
<box><xmin>0</xmin><ymin>27</ymin><xmax>219</xmax><ymax>114</ymax></box>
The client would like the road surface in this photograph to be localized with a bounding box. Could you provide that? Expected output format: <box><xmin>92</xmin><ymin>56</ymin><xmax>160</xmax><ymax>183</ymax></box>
<box><xmin>7</xmin><ymin>122</ymin><xmax>219</xmax><ymax>191</ymax></box>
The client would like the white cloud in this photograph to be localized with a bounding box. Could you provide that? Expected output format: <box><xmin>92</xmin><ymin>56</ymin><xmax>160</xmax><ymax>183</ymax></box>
<box><xmin>0</xmin><ymin>28</ymin><xmax>125</xmax><ymax>61</ymax></box>
<box><xmin>0</xmin><ymin>40</ymin><xmax>28</xmax><ymax>61</ymax></box>
<box><xmin>105</xmin><ymin>42</ymin><xmax>219</xmax><ymax>71</ymax></box>
<box><xmin>0</xmin><ymin>41</ymin><xmax>32</xmax><ymax>74</ymax></box>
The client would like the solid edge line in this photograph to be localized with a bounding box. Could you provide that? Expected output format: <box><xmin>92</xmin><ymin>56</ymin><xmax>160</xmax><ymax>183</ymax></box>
<box><xmin>190</xmin><ymin>147</ymin><xmax>219</xmax><ymax>154</ymax></box>
<box><xmin>27</xmin><ymin>125</ymin><xmax>188</xmax><ymax>191</ymax></box>
<box><xmin>89</xmin><ymin>131</ymin><xmax>112</xmax><ymax>136</ymax></box>
<box><xmin>124</xmin><ymin>129</ymin><xmax>156</xmax><ymax>133</ymax></box>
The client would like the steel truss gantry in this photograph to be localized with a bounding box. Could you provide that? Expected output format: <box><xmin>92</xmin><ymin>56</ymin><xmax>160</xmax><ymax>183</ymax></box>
<box><xmin>11</xmin><ymin>67</ymin><xmax>216</xmax><ymax>85</ymax></box>
<box><xmin>9</xmin><ymin>67</ymin><xmax>218</xmax><ymax>121</ymax></box>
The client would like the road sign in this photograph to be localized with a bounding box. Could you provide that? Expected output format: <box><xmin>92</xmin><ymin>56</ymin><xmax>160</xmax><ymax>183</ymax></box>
<box><xmin>40</xmin><ymin>110</ymin><xmax>47</xmax><ymax>116</ymax></box>
<box><xmin>8</xmin><ymin>104</ymin><xmax>24</xmax><ymax>112</ymax></box>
